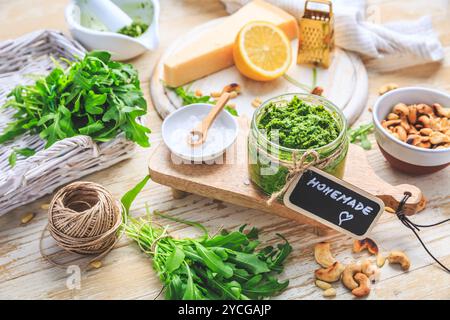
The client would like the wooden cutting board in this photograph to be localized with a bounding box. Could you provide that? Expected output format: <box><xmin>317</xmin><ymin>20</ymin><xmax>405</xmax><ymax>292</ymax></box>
<box><xmin>150</xmin><ymin>18</ymin><xmax>369</xmax><ymax>125</ymax></box>
<box><xmin>148</xmin><ymin>118</ymin><xmax>425</xmax><ymax>231</ymax></box>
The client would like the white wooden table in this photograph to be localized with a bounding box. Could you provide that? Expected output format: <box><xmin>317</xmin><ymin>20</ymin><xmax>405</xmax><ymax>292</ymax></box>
<box><xmin>0</xmin><ymin>0</ymin><xmax>449</xmax><ymax>299</ymax></box>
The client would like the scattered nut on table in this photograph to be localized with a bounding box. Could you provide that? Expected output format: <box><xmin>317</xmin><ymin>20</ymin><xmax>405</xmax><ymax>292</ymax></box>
<box><xmin>378</xmin><ymin>83</ymin><xmax>399</xmax><ymax>95</ymax></box>
<box><xmin>387</xmin><ymin>251</ymin><xmax>411</xmax><ymax>271</ymax></box>
<box><xmin>89</xmin><ymin>260</ymin><xmax>103</xmax><ymax>269</ymax></box>
<box><xmin>21</xmin><ymin>213</ymin><xmax>35</xmax><ymax>224</ymax></box>
<box><xmin>342</xmin><ymin>263</ymin><xmax>362</xmax><ymax>290</ymax></box>
<box><xmin>353</xmin><ymin>238</ymin><xmax>379</xmax><ymax>255</ymax></box>
<box><xmin>252</xmin><ymin>97</ymin><xmax>262</xmax><ymax>108</ymax></box>
<box><xmin>323</xmin><ymin>288</ymin><xmax>336</xmax><ymax>297</ymax></box>
<box><xmin>222</xmin><ymin>83</ymin><xmax>241</xmax><ymax>94</ymax></box>
<box><xmin>315</xmin><ymin>279</ymin><xmax>332</xmax><ymax>290</ymax></box>
<box><xmin>40</xmin><ymin>203</ymin><xmax>50</xmax><ymax>210</ymax></box>
<box><xmin>351</xmin><ymin>273</ymin><xmax>371</xmax><ymax>298</ymax></box>
<box><xmin>314</xmin><ymin>242</ymin><xmax>336</xmax><ymax>268</ymax></box>
<box><xmin>382</xmin><ymin>102</ymin><xmax>450</xmax><ymax>149</ymax></box>
<box><xmin>376</xmin><ymin>254</ymin><xmax>386</xmax><ymax>268</ymax></box>
<box><xmin>315</xmin><ymin>262</ymin><xmax>345</xmax><ymax>283</ymax></box>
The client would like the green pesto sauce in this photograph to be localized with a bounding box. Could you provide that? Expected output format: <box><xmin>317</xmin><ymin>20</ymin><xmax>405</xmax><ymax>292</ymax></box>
<box><xmin>118</xmin><ymin>21</ymin><xmax>149</xmax><ymax>37</ymax></box>
<box><xmin>249</xmin><ymin>96</ymin><xmax>348</xmax><ymax>195</ymax></box>
<box><xmin>257</xmin><ymin>96</ymin><xmax>340</xmax><ymax>150</ymax></box>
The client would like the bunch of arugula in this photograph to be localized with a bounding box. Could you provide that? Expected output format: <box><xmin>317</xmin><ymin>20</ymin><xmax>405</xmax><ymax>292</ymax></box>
<box><xmin>170</xmin><ymin>86</ymin><xmax>239</xmax><ymax>117</ymax></box>
<box><xmin>121</xmin><ymin>176</ymin><xmax>291</xmax><ymax>300</ymax></box>
<box><xmin>348</xmin><ymin>123</ymin><xmax>374</xmax><ymax>150</ymax></box>
<box><xmin>0</xmin><ymin>51</ymin><xmax>150</xmax><ymax>149</ymax></box>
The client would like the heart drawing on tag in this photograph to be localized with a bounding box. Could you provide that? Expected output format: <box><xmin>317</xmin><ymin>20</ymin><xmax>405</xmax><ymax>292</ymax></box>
<box><xmin>338</xmin><ymin>211</ymin><xmax>354</xmax><ymax>226</ymax></box>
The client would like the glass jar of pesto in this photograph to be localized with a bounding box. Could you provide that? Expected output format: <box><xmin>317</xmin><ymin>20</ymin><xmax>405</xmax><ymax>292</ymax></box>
<box><xmin>248</xmin><ymin>93</ymin><xmax>349</xmax><ymax>196</ymax></box>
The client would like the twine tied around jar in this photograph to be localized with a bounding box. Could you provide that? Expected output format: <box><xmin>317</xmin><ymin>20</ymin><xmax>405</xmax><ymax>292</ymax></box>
<box><xmin>39</xmin><ymin>181</ymin><xmax>123</xmax><ymax>268</ymax></box>
<box><xmin>266</xmin><ymin>145</ymin><xmax>346</xmax><ymax>206</ymax></box>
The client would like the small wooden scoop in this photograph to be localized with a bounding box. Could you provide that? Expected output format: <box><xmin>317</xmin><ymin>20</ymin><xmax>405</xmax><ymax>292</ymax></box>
<box><xmin>187</xmin><ymin>92</ymin><xmax>231</xmax><ymax>146</ymax></box>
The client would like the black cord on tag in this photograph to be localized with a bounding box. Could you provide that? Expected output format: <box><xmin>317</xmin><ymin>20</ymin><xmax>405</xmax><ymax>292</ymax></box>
<box><xmin>396</xmin><ymin>192</ymin><xmax>450</xmax><ymax>273</ymax></box>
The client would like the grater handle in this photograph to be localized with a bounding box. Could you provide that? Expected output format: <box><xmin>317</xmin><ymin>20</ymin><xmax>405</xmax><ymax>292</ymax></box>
<box><xmin>304</xmin><ymin>0</ymin><xmax>333</xmax><ymax>14</ymax></box>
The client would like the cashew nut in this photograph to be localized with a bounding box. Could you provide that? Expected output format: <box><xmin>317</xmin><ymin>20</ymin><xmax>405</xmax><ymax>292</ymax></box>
<box><xmin>408</xmin><ymin>105</ymin><xmax>417</xmax><ymax>124</ymax></box>
<box><xmin>433</xmin><ymin>103</ymin><xmax>449</xmax><ymax>118</ymax></box>
<box><xmin>222</xmin><ymin>83</ymin><xmax>241</xmax><ymax>94</ymax></box>
<box><xmin>417</xmin><ymin>115</ymin><xmax>431</xmax><ymax>128</ymax></box>
<box><xmin>393</xmin><ymin>103</ymin><xmax>410</xmax><ymax>117</ymax></box>
<box><xmin>417</xmin><ymin>103</ymin><xmax>433</xmax><ymax>116</ymax></box>
<box><xmin>406</xmin><ymin>134</ymin><xmax>422</xmax><ymax>146</ymax></box>
<box><xmin>394</xmin><ymin>126</ymin><xmax>407</xmax><ymax>141</ymax></box>
<box><xmin>382</xmin><ymin>119</ymin><xmax>401</xmax><ymax>129</ymax></box>
<box><xmin>342</xmin><ymin>263</ymin><xmax>362</xmax><ymax>290</ymax></box>
<box><xmin>323</xmin><ymin>288</ymin><xmax>337</xmax><ymax>297</ymax></box>
<box><xmin>315</xmin><ymin>262</ymin><xmax>345</xmax><ymax>283</ymax></box>
<box><xmin>383</xmin><ymin>100</ymin><xmax>449</xmax><ymax>149</ymax></box>
<box><xmin>387</xmin><ymin>113</ymin><xmax>400</xmax><ymax>120</ymax></box>
<box><xmin>351</xmin><ymin>273</ymin><xmax>371</xmax><ymax>298</ymax></box>
<box><xmin>353</xmin><ymin>238</ymin><xmax>379</xmax><ymax>255</ymax></box>
<box><xmin>419</xmin><ymin>128</ymin><xmax>433</xmax><ymax>136</ymax></box>
<box><xmin>430</xmin><ymin>131</ymin><xmax>450</xmax><ymax>145</ymax></box>
<box><xmin>315</xmin><ymin>280</ymin><xmax>332</xmax><ymax>290</ymax></box>
<box><xmin>388</xmin><ymin>251</ymin><xmax>411</xmax><ymax>271</ymax></box>
<box><xmin>314</xmin><ymin>242</ymin><xmax>337</xmax><ymax>268</ymax></box>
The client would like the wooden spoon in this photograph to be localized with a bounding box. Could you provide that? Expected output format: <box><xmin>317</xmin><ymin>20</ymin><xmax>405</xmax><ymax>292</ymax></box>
<box><xmin>187</xmin><ymin>92</ymin><xmax>231</xmax><ymax>146</ymax></box>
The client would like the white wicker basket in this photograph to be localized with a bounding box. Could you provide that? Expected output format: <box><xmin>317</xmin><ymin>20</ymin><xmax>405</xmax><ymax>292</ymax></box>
<box><xmin>0</xmin><ymin>30</ymin><xmax>144</xmax><ymax>214</ymax></box>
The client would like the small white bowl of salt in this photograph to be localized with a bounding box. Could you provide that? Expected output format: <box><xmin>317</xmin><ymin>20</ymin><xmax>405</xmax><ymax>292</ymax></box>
<box><xmin>162</xmin><ymin>103</ymin><xmax>239</xmax><ymax>163</ymax></box>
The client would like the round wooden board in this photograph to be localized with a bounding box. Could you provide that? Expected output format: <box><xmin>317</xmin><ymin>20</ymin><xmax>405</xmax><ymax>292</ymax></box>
<box><xmin>151</xmin><ymin>18</ymin><xmax>369</xmax><ymax>125</ymax></box>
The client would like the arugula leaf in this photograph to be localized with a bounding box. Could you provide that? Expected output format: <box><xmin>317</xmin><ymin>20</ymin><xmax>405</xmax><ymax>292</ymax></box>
<box><xmin>227</xmin><ymin>250</ymin><xmax>270</xmax><ymax>274</ymax></box>
<box><xmin>348</xmin><ymin>123</ymin><xmax>375</xmax><ymax>150</ymax></box>
<box><xmin>15</xmin><ymin>147</ymin><xmax>36</xmax><ymax>157</ymax></box>
<box><xmin>120</xmin><ymin>175</ymin><xmax>150</xmax><ymax>216</ymax></box>
<box><xmin>194</xmin><ymin>242</ymin><xmax>234</xmax><ymax>279</ymax></box>
<box><xmin>8</xmin><ymin>151</ymin><xmax>17</xmax><ymax>168</ymax></box>
<box><xmin>0</xmin><ymin>51</ymin><xmax>150</xmax><ymax>148</ymax></box>
<box><xmin>166</xmin><ymin>246</ymin><xmax>185</xmax><ymax>274</ymax></box>
<box><xmin>8</xmin><ymin>147</ymin><xmax>36</xmax><ymax>168</ymax></box>
<box><xmin>122</xmin><ymin>177</ymin><xmax>292</xmax><ymax>301</ymax></box>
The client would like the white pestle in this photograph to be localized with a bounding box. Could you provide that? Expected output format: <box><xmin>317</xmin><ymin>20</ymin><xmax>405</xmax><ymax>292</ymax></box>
<box><xmin>83</xmin><ymin>0</ymin><xmax>133</xmax><ymax>32</ymax></box>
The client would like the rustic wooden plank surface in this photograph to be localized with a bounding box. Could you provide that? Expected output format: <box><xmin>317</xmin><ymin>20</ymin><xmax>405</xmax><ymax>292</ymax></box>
<box><xmin>0</xmin><ymin>0</ymin><xmax>449</xmax><ymax>300</ymax></box>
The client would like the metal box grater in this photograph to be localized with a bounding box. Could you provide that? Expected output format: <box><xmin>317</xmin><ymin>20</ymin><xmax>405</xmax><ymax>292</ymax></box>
<box><xmin>297</xmin><ymin>0</ymin><xmax>334</xmax><ymax>68</ymax></box>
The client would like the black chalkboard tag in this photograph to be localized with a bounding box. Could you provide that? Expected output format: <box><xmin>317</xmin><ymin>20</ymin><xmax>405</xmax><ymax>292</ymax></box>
<box><xmin>283</xmin><ymin>167</ymin><xmax>385</xmax><ymax>239</ymax></box>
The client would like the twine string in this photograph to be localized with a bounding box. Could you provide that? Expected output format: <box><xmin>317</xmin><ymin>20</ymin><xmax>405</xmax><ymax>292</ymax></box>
<box><xmin>266</xmin><ymin>144</ymin><xmax>345</xmax><ymax>205</ymax></box>
<box><xmin>39</xmin><ymin>181</ymin><xmax>123</xmax><ymax>268</ymax></box>
<box><xmin>396</xmin><ymin>192</ymin><xmax>450</xmax><ymax>273</ymax></box>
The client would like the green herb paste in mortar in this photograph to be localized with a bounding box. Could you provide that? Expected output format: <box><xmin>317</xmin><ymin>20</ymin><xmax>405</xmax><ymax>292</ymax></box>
<box><xmin>248</xmin><ymin>95</ymin><xmax>348</xmax><ymax>195</ymax></box>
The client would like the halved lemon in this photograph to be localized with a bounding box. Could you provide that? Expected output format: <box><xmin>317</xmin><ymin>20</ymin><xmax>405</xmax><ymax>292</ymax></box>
<box><xmin>233</xmin><ymin>21</ymin><xmax>292</xmax><ymax>81</ymax></box>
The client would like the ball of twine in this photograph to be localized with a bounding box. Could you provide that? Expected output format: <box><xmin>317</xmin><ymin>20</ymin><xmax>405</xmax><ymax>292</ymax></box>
<box><xmin>40</xmin><ymin>181</ymin><xmax>122</xmax><ymax>266</ymax></box>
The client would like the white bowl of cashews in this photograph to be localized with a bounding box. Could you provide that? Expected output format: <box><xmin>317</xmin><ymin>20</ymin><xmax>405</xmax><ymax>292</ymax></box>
<box><xmin>373</xmin><ymin>87</ymin><xmax>450</xmax><ymax>174</ymax></box>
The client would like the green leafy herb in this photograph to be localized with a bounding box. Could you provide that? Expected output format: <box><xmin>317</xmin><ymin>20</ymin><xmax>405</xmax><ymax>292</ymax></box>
<box><xmin>118</xmin><ymin>21</ymin><xmax>149</xmax><ymax>37</ymax></box>
<box><xmin>169</xmin><ymin>86</ymin><xmax>239</xmax><ymax>117</ymax></box>
<box><xmin>8</xmin><ymin>151</ymin><xmax>16</xmax><ymax>168</ymax></box>
<box><xmin>257</xmin><ymin>95</ymin><xmax>340</xmax><ymax>149</ymax></box>
<box><xmin>122</xmin><ymin>177</ymin><xmax>291</xmax><ymax>300</ymax></box>
<box><xmin>8</xmin><ymin>147</ymin><xmax>36</xmax><ymax>168</ymax></box>
<box><xmin>348</xmin><ymin>123</ymin><xmax>374</xmax><ymax>150</ymax></box>
<box><xmin>0</xmin><ymin>51</ymin><xmax>150</xmax><ymax>148</ymax></box>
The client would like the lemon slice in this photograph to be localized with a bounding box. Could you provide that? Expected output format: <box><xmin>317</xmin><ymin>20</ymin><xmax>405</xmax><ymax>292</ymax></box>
<box><xmin>233</xmin><ymin>21</ymin><xmax>292</xmax><ymax>81</ymax></box>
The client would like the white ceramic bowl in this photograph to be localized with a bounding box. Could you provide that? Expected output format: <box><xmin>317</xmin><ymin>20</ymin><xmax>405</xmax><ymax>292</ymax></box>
<box><xmin>373</xmin><ymin>87</ymin><xmax>450</xmax><ymax>174</ymax></box>
<box><xmin>65</xmin><ymin>0</ymin><xmax>159</xmax><ymax>61</ymax></box>
<box><xmin>162</xmin><ymin>104</ymin><xmax>239</xmax><ymax>162</ymax></box>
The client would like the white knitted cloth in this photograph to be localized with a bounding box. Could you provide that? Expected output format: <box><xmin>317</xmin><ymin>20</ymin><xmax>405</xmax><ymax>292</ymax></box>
<box><xmin>221</xmin><ymin>0</ymin><xmax>444</xmax><ymax>72</ymax></box>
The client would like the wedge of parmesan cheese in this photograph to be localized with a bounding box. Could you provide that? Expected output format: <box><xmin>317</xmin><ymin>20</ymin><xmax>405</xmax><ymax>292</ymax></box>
<box><xmin>163</xmin><ymin>0</ymin><xmax>299</xmax><ymax>87</ymax></box>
